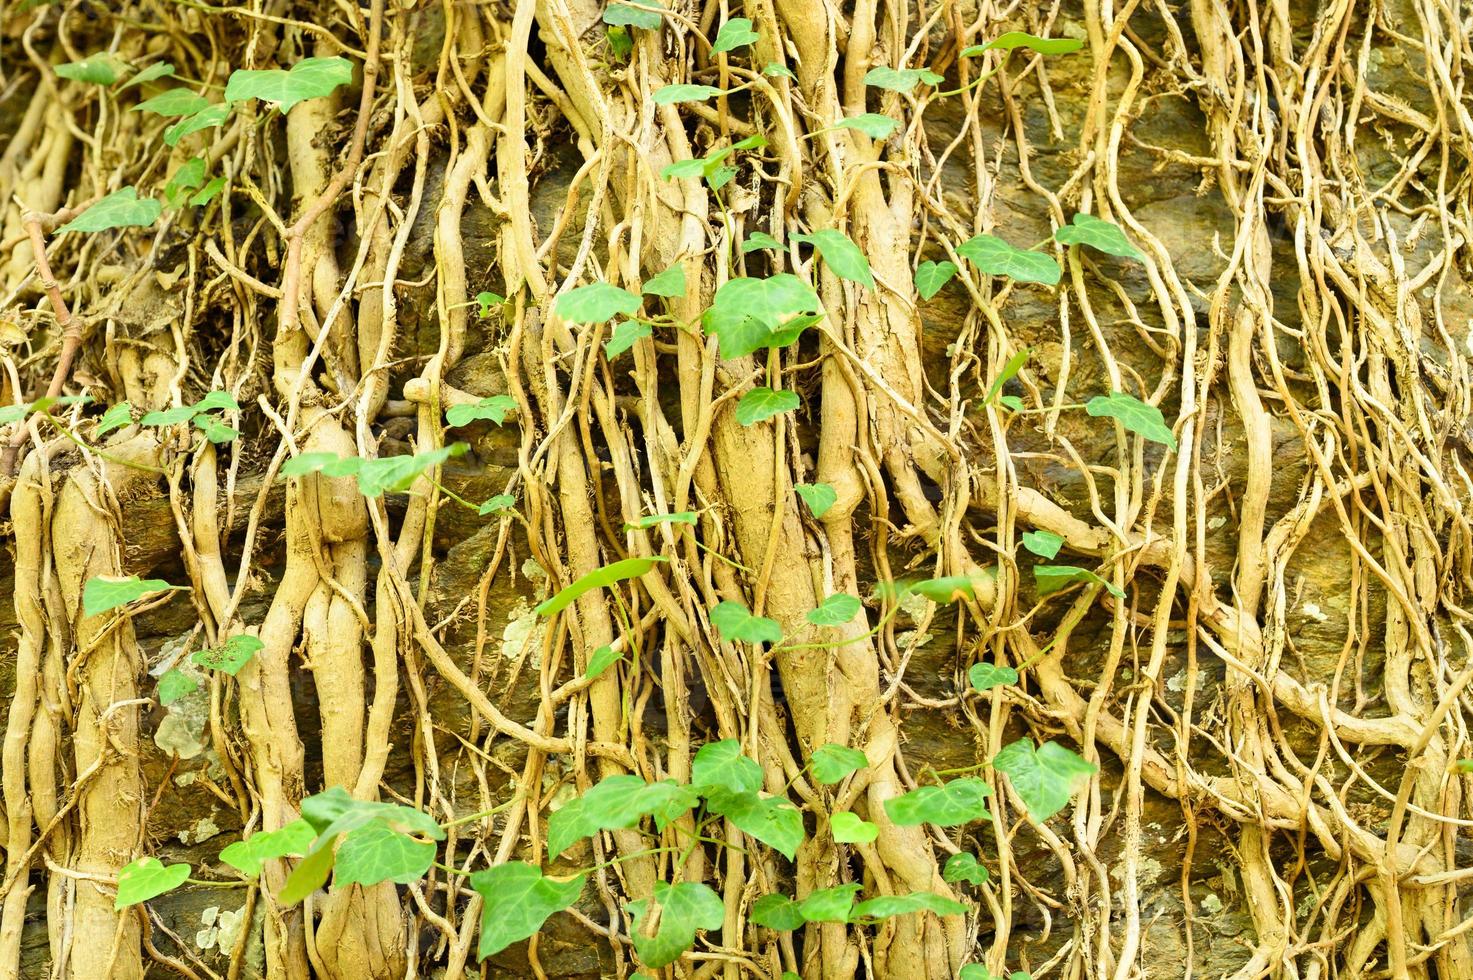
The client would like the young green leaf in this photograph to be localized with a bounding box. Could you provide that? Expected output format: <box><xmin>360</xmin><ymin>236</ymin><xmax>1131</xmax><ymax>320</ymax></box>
<box><xmin>188</xmin><ymin>176</ymin><xmax>225</xmax><ymax>207</ymax></box>
<box><xmin>992</xmin><ymin>739</ymin><xmax>1097</xmax><ymax>821</ymax></box>
<box><xmin>960</xmin><ymin>967</ymin><xmax>1000</xmax><ymax>980</ymax></box>
<box><xmin>627</xmin><ymin>881</ymin><xmax>725</xmax><ymax>968</ymax></box>
<box><xmin>122</xmin><ymin>62</ymin><xmax>176</xmax><ymax>89</ymax></box>
<box><xmin>763</xmin><ymin>63</ymin><xmax>797</xmax><ymax>79</ymax></box>
<box><xmin>807</xmin><ymin>593</ymin><xmax>861</xmax><ymax>627</ymax></box>
<box><xmin>96</xmin><ymin>402</ymin><xmax>134</xmax><ymax>436</ymax></box>
<box><xmin>794</xmin><ymin>482</ymin><xmax>837</xmax><ymax>518</ymax></box>
<box><xmin>735</xmin><ymin>387</ymin><xmax>800</xmax><ymax>426</ymax></box>
<box><xmin>191</xmin><ymin>634</ymin><xmax>263</xmax><ymax>676</ymax></box>
<box><xmin>810</xmin><ymin>743</ymin><xmax>868</xmax><ymax>784</ymax></box>
<box><xmin>883</xmin><ymin>778</ymin><xmax>992</xmax><ymax>826</ymax></box>
<box><xmin>641</xmin><ymin>263</ymin><xmax>686</xmax><ymax>298</ymax></box>
<box><xmin>445</xmin><ymin>394</ymin><xmax>517</xmax><ymax>428</ymax></box>
<box><xmin>961</xmin><ymin>32</ymin><xmax>1085</xmax><ymax>56</ymax></box>
<box><xmin>279</xmin><ymin>787</ymin><xmax>446</xmax><ymax>903</ymax></box>
<box><xmin>555</xmin><ymin>282</ymin><xmax>642</xmax><ymax>323</ymax></box>
<box><xmin>943</xmin><ymin>852</ymin><xmax>990</xmax><ymax>885</ymax></box>
<box><xmin>602</xmin><ymin>0</ymin><xmax>664</xmax><ymax>30</ymax></box>
<box><xmin>535</xmin><ymin>555</ymin><xmax>667</xmax><ymax>616</ymax></box>
<box><xmin>478</xmin><ymin>494</ymin><xmax>516</xmax><ymax>515</ymax></box>
<box><xmin>280</xmin><ymin>452</ymin><xmax>362</xmax><ymax>479</ymax></box>
<box><xmin>355</xmin><ymin>443</ymin><xmax>468</xmax><ymax>497</ymax></box>
<box><xmin>741</xmin><ymin>232</ymin><xmax>783</xmax><ymax>253</ymax></box>
<box><xmin>999</xmin><ymin>394</ymin><xmax>1025</xmax><ymax>411</ymax></box>
<box><xmin>908</xmin><ymin>576</ymin><xmax>978</xmax><ymax>603</ymax></box>
<box><xmin>164</xmin><ymin>158</ymin><xmax>207</xmax><ymax>207</ymax></box>
<box><xmin>1020</xmin><ymin>529</ymin><xmax>1063</xmax><ymax>559</ymax></box>
<box><xmin>193</xmin><ymin>388</ymin><xmax>240</xmax><ymax>410</ymax></box>
<box><xmin>604</xmin><ymin>319</ymin><xmax>653</xmax><ymax>359</ymax></box>
<box><xmin>83</xmin><ymin>575</ymin><xmax>176</xmax><ymax>616</ymax></box>
<box><xmin>704</xmin><ymin>274</ymin><xmax>823</xmax><ymax>359</ymax></box>
<box><xmin>705</xmin><ymin>788</ymin><xmax>804</xmax><ymax>858</ymax></box>
<box><xmin>652</xmin><ymin>83</ymin><xmax>725</xmax><ymax>105</ymax></box>
<box><xmin>751</xmin><ymin>894</ymin><xmax>805</xmax><ymax>931</ymax></box>
<box><xmin>1085</xmin><ymin>391</ymin><xmax>1176</xmax><ymax>449</ymax></box>
<box><xmin>956</xmin><ymin>234</ymin><xmax>1060</xmax><ymax>286</ymax></box>
<box><xmin>115</xmin><ymin>857</ymin><xmax>191</xmax><ymax>909</ymax></box>
<box><xmin>985</xmin><ymin>348</ymin><xmax>1030</xmax><ymax>404</ymax></box>
<box><xmin>851</xmin><ymin>891</ymin><xmax>968</xmax><ymax>920</ymax></box>
<box><xmin>709</xmin><ymin>600</ymin><xmax>782</xmax><ymax>645</ymax></box>
<box><xmin>625</xmin><ymin>511</ymin><xmax>697</xmax><ymax>531</ymax></box>
<box><xmin>834</xmin><ymin>113</ymin><xmax>899</xmax><ymax>139</ymax></box>
<box><xmin>132</xmin><ymin>88</ymin><xmax>209</xmax><ymax>117</ymax></box>
<box><xmin>549</xmin><ymin>776</ymin><xmax>699</xmax><ymax>856</ymax></box>
<box><xmin>830</xmin><ymin>812</ymin><xmax>879</xmax><ymax>843</ymax></box>
<box><xmin>863</xmin><ymin>66</ymin><xmax>945</xmax><ymax>92</ymax></box>
<box><xmin>1054</xmin><ymin>213</ymin><xmax>1144</xmax><ymax>260</ymax></box>
<box><xmin>164</xmin><ymin>104</ymin><xmax>230</xmax><ymax>146</ymax></box>
<box><xmin>140</xmin><ymin>405</ymin><xmax>196</xmax><ymax>426</ymax></box>
<box><xmin>471</xmin><ymin>863</ymin><xmax>586</xmax><ymax>959</ymax></box>
<box><xmin>224</xmin><ymin>56</ymin><xmax>354</xmax><ymax>113</ymax></box>
<box><xmin>157</xmin><ymin>668</ymin><xmax>198</xmax><ymax>706</ymax></box>
<box><xmin>333</xmin><ymin>822</ymin><xmax>436</xmax><ymax>886</ymax></box>
<box><xmin>57</xmin><ymin>55</ymin><xmax>129</xmax><ymax>86</ymax></box>
<box><xmin>915</xmin><ymin>260</ymin><xmax>957</xmax><ymax>299</ymax></box>
<box><xmin>692</xmin><ymin>740</ymin><xmax>764</xmax><ymax>795</ymax></box>
<box><xmin>195</xmin><ymin>417</ymin><xmax>239</xmax><ymax>444</ymax></box>
<box><xmin>711</xmin><ymin>18</ymin><xmax>760</xmax><ymax>54</ymax></box>
<box><xmin>793</xmin><ymin>229</ymin><xmax>874</xmax><ymax>287</ymax></box>
<box><xmin>661</xmin><ymin>158</ymin><xmax>708</xmax><ymax>180</ymax></box>
<box><xmin>1033</xmin><ymin>564</ymin><xmax>1124</xmax><ymax>598</ymax></box>
<box><xmin>584</xmin><ymin>645</ymin><xmax>623</xmax><ymax>680</ymax></box>
<box><xmin>800</xmin><ymin>883</ymin><xmax>863</xmax><ymax>921</ymax></box>
<box><xmin>706</xmin><ymin>165</ymin><xmax>738</xmax><ymax>190</ymax></box>
<box><xmin>968</xmin><ymin>662</ymin><xmax>1018</xmax><ymax>692</ymax></box>
<box><xmin>219</xmin><ymin>819</ymin><xmax>316</xmax><ymax>877</ymax></box>
<box><xmin>58</xmin><ymin>188</ymin><xmax>162</xmax><ymax>234</ymax></box>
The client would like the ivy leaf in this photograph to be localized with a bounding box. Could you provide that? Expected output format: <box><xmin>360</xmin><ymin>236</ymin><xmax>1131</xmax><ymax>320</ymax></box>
<box><xmin>1054</xmin><ymin>213</ymin><xmax>1144</xmax><ymax>260</ymax></box>
<box><xmin>1085</xmin><ymin>391</ymin><xmax>1176</xmax><ymax>449</ymax></box>
<box><xmin>601</xmin><ymin>0</ymin><xmax>664</xmax><ymax>30</ymax></box>
<box><xmin>992</xmin><ymin>739</ymin><xmax>1097</xmax><ymax>822</ymax></box>
<box><xmin>793</xmin><ymin>229</ymin><xmax>874</xmax><ymax>287</ymax></box>
<box><xmin>58</xmin><ymin>188</ymin><xmax>162</xmax><ymax>234</ymax></box>
<box><xmin>625</xmin><ymin>511</ymin><xmax>697</xmax><ymax>531</ymax></box>
<box><xmin>195</xmin><ymin>416</ymin><xmax>239</xmax><ymax>444</ymax></box>
<box><xmin>851</xmin><ymin>891</ymin><xmax>968</xmax><ymax>920</ymax></box>
<box><xmin>280</xmin><ymin>452</ymin><xmax>362</xmax><ymax>479</ymax></box>
<box><xmin>191</xmin><ymin>634</ymin><xmax>263</xmax><ymax>676</ymax></box>
<box><xmin>121</xmin><ymin>62</ymin><xmax>176</xmax><ymax>89</ymax></box>
<box><xmin>999</xmin><ymin>394</ymin><xmax>1025</xmax><ymax>412</ymax></box>
<box><xmin>115</xmin><ymin>857</ymin><xmax>190</xmax><ymax>909</ymax></box>
<box><xmin>536</xmin><ymin>556</ymin><xmax>667</xmax><ymax>617</ymax></box>
<box><xmin>224</xmin><ymin>57</ymin><xmax>354</xmax><ymax>113</ymax></box>
<box><xmin>584</xmin><ymin>645</ymin><xmax>623</xmax><ymax>680</ymax></box>
<box><xmin>140</xmin><ymin>404</ymin><xmax>196</xmax><ymax>426</ymax></box>
<box><xmin>219</xmin><ymin>819</ymin><xmax>316</xmax><ymax>877</ymax></box>
<box><xmin>299</xmin><ymin>787</ymin><xmax>446</xmax><ymax>842</ymax></box>
<box><xmin>192</xmin><ymin>176</ymin><xmax>226</xmax><ymax>207</ymax></box>
<box><xmin>627</xmin><ymin>881</ymin><xmax>725</xmax><ymax>968</ymax></box>
<box><xmin>475</xmin><ymin>291</ymin><xmax>504</xmax><ymax>317</ymax></box>
<box><xmin>914</xmin><ymin>260</ymin><xmax>957</xmax><ymax>299</ymax></box>
<box><xmin>741</xmin><ymin>232</ymin><xmax>783</xmax><ymax>253</ymax></box>
<box><xmin>157</xmin><ymin>669</ymin><xmax>198</xmax><ymax>706</ymax></box>
<box><xmin>605</xmin><ymin>319</ymin><xmax>653</xmax><ymax>359</ymax></box>
<box><xmin>800</xmin><ymin>883</ymin><xmax>863</xmax><ymax>922</ymax></box>
<box><xmin>961</xmin><ymin>32</ymin><xmax>1085</xmax><ymax>56</ymax></box>
<box><xmin>956</xmin><ymin>234</ymin><xmax>1060</xmax><ymax>286</ymax></box>
<box><xmin>834</xmin><ymin>113</ymin><xmax>898</xmax><ymax>139</ymax></box>
<box><xmin>355</xmin><ymin>444</ymin><xmax>468</xmax><ymax>497</ymax></box>
<box><xmin>794</xmin><ymin>482</ymin><xmax>837</xmax><ymax>518</ymax></box>
<box><xmin>96</xmin><ymin>402</ymin><xmax>134</xmax><ymax>436</ymax></box>
<box><xmin>883</xmin><ymin>778</ymin><xmax>992</xmax><ymax>827</ymax></box>
<box><xmin>478</xmin><ymin>494</ymin><xmax>516</xmax><ymax>515</ymax></box>
<box><xmin>907</xmin><ymin>576</ymin><xmax>978</xmax><ymax>603</ymax></box>
<box><xmin>810</xmin><ymin>743</ymin><xmax>868</xmax><ymax>784</ymax></box>
<box><xmin>830</xmin><ymin>812</ymin><xmax>878</xmax><ymax>843</ymax></box>
<box><xmin>705</xmin><ymin>788</ymin><xmax>804</xmax><ymax>859</ymax></box>
<box><xmin>1021</xmin><ymin>529</ymin><xmax>1063</xmax><ymax>559</ymax></box>
<box><xmin>56</xmin><ymin>55</ymin><xmax>129</xmax><ymax>86</ymax></box>
<box><xmin>980</xmin><ymin>350</ymin><xmax>1029</xmax><ymax>407</ymax></box>
<box><xmin>943</xmin><ymin>852</ymin><xmax>990</xmax><ymax>886</ymax></box>
<box><xmin>704</xmin><ymin>274</ymin><xmax>822</xmax><ymax>359</ymax></box>
<box><xmin>132</xmin><ymin>88</ymin><xmax>209</xmax><ymax>117</ymax></box>
<box><xmin>735</xmin><ymin>387</ymin><xmax>800</xmax><ymax>426</ymax></box>
<box><xmin>968</xmin><ymin>662</ymin><xmax>1018</xmax><ymax>692</ymax></box>
<box><xmin>1033</xmin><ymin>564</ymin><xmax>1124</xmax><ymax>598</ymax></box>
<box><xmin>334</xmin><ymin>823</ymin><xmax>436</xmax><ymax>886</ymax></box>
<box><xmin>706</xmin><ymin>165</ymin><xmax>738</xmax><ymax>190</ymax></box>
<box><xmin>709</xmin><ymin>600</ymin><xmax>782</xmax><ymax>645</ymax></box>
<box><xmin>960</xmin><ymin>967</ymin><xmax>1001</xmax><ymax>980</ymax></box>
<box><xmin>652</xmin><ymin>83</ymin><xmax>725</xmax><ymax>105</ymax></box>
<box><xmin>711</xmin><ymin>18</ymin><xmax>760</xmax><ymax>54</ymax></box>
<box><xmin>692</xmin><ymin>740</ymin><xmax>763</xmax><ymax>795</ymax></box>
<box><xmin>164</xmin><ymin>158</ymin><xmax>207</xmax><ymax>207</ymax></box>
<box><xmin>751</xmin><ymin>894</ymin><xmax>805</xmax><ymax>931</ymax></box>
<box><xmin>661</xmin><ymin>158</ymin><xmax>708</xmax><ymax>180</ymax></box>
<box><xmin>83</xmin><ymin>575</ymin><xmax>176</xmax><ymax>616</ymax></box>
<box><xmin>807</xmin><ymin>593</ymin><xmax>861</xmax><ymax>627</ymax></box>
<box><xmin>163</xmin><ymin>104</ymin><xmax>230</xmax><ymax>147</ymax></box>
<box><xmin>763</xmin><ymin>63</ymin><xmax>796</xmax><ymax>79</ymax></box>
<box><xmin>445</xmin><ymin>395</ymin><xmax>517</xmax><ymax>428</ymax></box>
<box><xmin>641</xmin><ymin>263</ymin><xmax>686</xmax><ymax>298</ymax></box>
<box><xmin>863</xmin><ymin>66</ymin><xmax>945</xmax><ymax>92</ymax></box>
<box><xmin>548</xmin><ymin>776</ymin><xmax>699</xmax><ymax>857</ymax></box>
<box><xmin>471</xmin><ymin>863</ymin><xmax>586</xmax><ymax>959</ymax></box>
<box><xmin>556</xmin><ymin>282</ymin><xmax>642</xmax><ymax>323</ymax></box>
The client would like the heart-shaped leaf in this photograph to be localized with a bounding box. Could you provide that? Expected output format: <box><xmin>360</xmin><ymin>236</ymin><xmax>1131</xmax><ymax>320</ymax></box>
<box><xmin>709</xmin><ymin>600</ymin><xmax>782</xmax><ymax>645</ymax></box>
<box><xmin>794</xmin><ymin>482</ymin><xmax>837</xmax><ymax>517</ymax></box>
<box><xmin>712</xmin><ymin>18</ymin><xmax>760</xmax><ymax>54</ymax></box>
<box><xmin>830</xmin><ymin>812</ymin><xmax>879</xmax><ymax>843</ymax></box>
<box><xmin>835</xmin><ymin>113</ymin><xmax>899</xmax><ymax>139</ymax></box>
<box><xmin>83</xmin><ymin>575</ymin><xmax>176</xmax><ymax>616</ymax></box>
<box><xmin>59</xmin><ymin>188</ymin><xmax>162</xmax><ymax>234</ymax></box>
<box><xmin>355</xmin><ymin>443</ymin><xmax>468</xmax><ymax>498</ymax></box>
<box><xmin>705</xmin><ymin>788</ymin><xmax>804</xmax><ymax>858</ymax></box>
<box><xmin>794</xmin><ymin>229</ymin><xmax>874</xmax><ymax>287</ymax></box>
<box><xmin>968</xmin><ymin>662</ymin><xmax>1018</xmax><ymax>692</ymax></box>
<box><xmin>220</xmin><ymin>819</ymin><xmax>316</xmax><ymax>877</ymax></box>
<box><xmin>191</xmin><ymin>634</ymin><xmax>263</xmax><ymax>676</ymax></box>
<box><xmin>741</xmin><ymin>232</ymin><xmax>783</xmax><ymax>253</ymax></box>
<box><xmin>475</xmin><ymin>291</ymin><xmax>504</xmax><ymax>317</ymax></box>
<box><xmin>57</xmin><ymin>55</ymin><xmax>129</xmax><ymax>86</ymax></box>
<box><xmin>122</xmin><ymin>62</ymin><xmax>176</xmax><ymax>89</ymax></box>
<box><xmin>1021</xmin><ymin>529</ymin><xmax>1063</xmax><ymax>558</ymax></box>
<box><xmin>1033</xmin><ymin>564</ymin><xmax>1125</xmax><ymax>598</ymax></box>
<box><xmin>478</xmin><ymin>494</ymin><xmax>516</xmax><ymax>515</ymax></box>
<box><xmin>602</xmin><ymin>0</ymin><xmax>665</xmax><ymax>30</ymax></box>
<box><xmin>961</xmin><ymin>32</ymin><xmax>1085</xmax><ymax>57</ymax></box>
<box><xmin>652</xmin><ymin>83</ymin><xmax>725</xmax><ymax>105</ymax></box>
<box><xmin>333</xmin><ymin>822</ymin><xmax>436</xmax><ymax>886</ymax></box>
<box><xmin>133</xmin><ymin>88</ymin><xmax>209</xmax><ymax>117</ymax></box>
<box><xmin>1054</xmin><ymin>213</ymin><xmax>1144</xmax><ymax>260</ymax></box>
<box><xmin>751</xmin><ymin>894</ymin><xmax>805</xmax><ymax>931</ymax></box>
<box><xmin>625</xmin><ymin>511</ymin><xmax>697</xmax><ymax>530</ymax></box>
<box><xmin>224</xmin><ymin>57</ymin><xmax>354</xmax><ymax>113</ymax></box>
<box><xmin>445</xmin><ymin>394</ymin><xmax>517</xmax><ymax>428</ymax></box>
<box><xmin>692</xmin><ymin>740</ymin><xmax>764</xmax><ymax>795</ymax></box>
<box><xmin>883</xmin><ymin>778</ymin><xmax>991</xmax><ymax>826</ymax></box>
<box><xmin>863</xmin><ymin>66</ymin><xmax>945</xmax><ymax>92</ymax></box>
<box><xmin>163</xmin><ymin>104</ymin><xmax>230</xmax><ymax>146</ymax></box>
<box><xmin>704</xmin><ymin>274</ymin><xmax>823</xmax><ymax>359</ymax></box>
<box><xmin>810</xmin><ymin>743</ymin><xmax>868</xmax><ymax>783</ymax></box>
<box><xmin>807</xmin><ymin>593</ymin><xmax>861</xmax><ymax>627</ymax></box>
<box><xmin>627</xmin><ymin>881</ymin><xmax>725</xmax><ymax>968</ymax></box>
<box><xmin>584</xmin><ymin>645</ymin><xmax>623</xmax><ymax>680</ymax></box>
<box><xmin>556</xmin><ymin>282</ymin><xmax>642</xmax><ymax>323</ymax></box>
<box><xmin>943</xmin><ymin>852</ymin><xmax>990</xmax><ymax>885</ymax></box>
<box><xmin>471</xmin><ymin>863</ymin><xmax>586</xmax><ymax>958</ymax></box>
<box><xmin>915</xmin><ymin>260</ymin><xmax>957</xmax><ymax>299</ymax></box>
<box><xmin>115</xmin><ymin>857</ymin><xmax>190</xmax><ymax>909</ymax></box>
<box><xmin>956</xmin><ymin>234</ymin><xmax>1060</xmax><ymax>286</ymax></box>
<box><xmin>992</xmin><ymin>739</ymin><xmax>1096</xmax><ymax>821</ymax></box>
<box><xmin>96</xmin><ymin>402</ymin><xmax>134</xmax><ymax>436</ymax></box>
<box><xmin>549</xmin><ymin>775</ymin><xmax>699</xmax><ymax>857</ymax></box>
<box><xmin>641</xmin><ymin>263</ymin><xmax>686</xmax><ymax>298</ymax></box>
<box><xmin>800</xmin><ymin>883</ymin><xmax>863</xmax><ymax>921</ymax></box>
<box><xmin>735</xmin><ymin>387</ymin><xmax>800</xmax><ymax>426</ymax></box>
<box><xmin>604</xmin><ymin>318</ymin><xmax>653</xmax><ymax>358</ymax></box>
<box><xmin>157</xmin><ymin>669</ymin><xmax>198</xmax><ymax>706</ymax></box>
<box><xmin>1085</xmin><ymin>391</ymin><xmax>1176</xmax><ymax>449</ymax></box>
<box><xmin>851</xmin><ymin>891</ymin><xmax>968</xmax><ymax>920</ymax></box>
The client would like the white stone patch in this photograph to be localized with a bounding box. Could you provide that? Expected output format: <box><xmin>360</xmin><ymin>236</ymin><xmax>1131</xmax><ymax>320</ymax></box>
<box><xmin>1301</xmin><ymin>601</ymin><xmax>1329</xmax><ymax>623</ymax></box>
